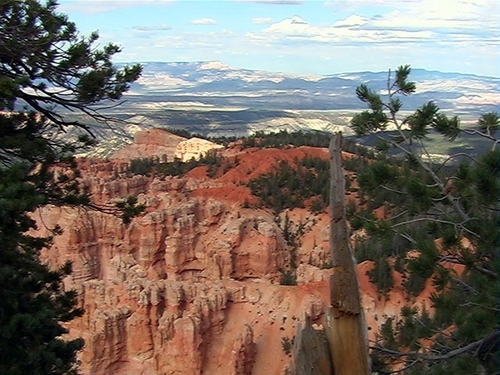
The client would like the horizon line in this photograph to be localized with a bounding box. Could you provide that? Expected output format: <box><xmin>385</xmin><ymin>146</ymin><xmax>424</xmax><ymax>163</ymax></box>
<box><xmin>116</xmin><ymin>60</ymin><xmax>500</xmax><ymax>79</ymax></box>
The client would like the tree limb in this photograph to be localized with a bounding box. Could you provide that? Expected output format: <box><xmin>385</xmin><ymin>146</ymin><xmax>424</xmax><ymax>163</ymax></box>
<box><xmin>370</xmin><ymin>330</ymin><xmax>500</xmax><ymax>362</ymax></box>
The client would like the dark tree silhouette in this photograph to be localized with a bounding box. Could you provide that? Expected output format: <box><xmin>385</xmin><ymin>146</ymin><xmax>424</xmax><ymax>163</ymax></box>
<box><xmin>350</xmin><ymin>65</ymin><xmax>499</xmax><ymax>374</ymax></box>
<box><xmin>0</xmin><ymin>1</ymin><xmax>141</xmax><ymax>373</ymax></box>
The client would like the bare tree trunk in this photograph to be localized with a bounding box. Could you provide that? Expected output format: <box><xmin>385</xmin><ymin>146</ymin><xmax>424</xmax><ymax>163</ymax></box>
<box><xmin>325</xmin><ymin>132</ymin><xmax>370</xmax><ymax>375</ymax></box>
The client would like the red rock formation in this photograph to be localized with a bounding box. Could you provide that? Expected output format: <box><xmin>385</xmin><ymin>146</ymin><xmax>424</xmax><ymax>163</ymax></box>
<box><xmin>110</xmin><ymin>128</ymin><xmax>186</xmax><ymax>160</ymax></box>
<box><xmin>110</xmin><ymin>129</ymin><xmax>225</xmax><ymax>163</ymax></box>
<box><xmin>33</xmin><ymin>134</ymin><xmax>434</xmax><ymax>375</ymax></box>
<box><xmin>35</xmin><ymin>160</ymin><xmax>323</xmax><ymax>374</ymax></box>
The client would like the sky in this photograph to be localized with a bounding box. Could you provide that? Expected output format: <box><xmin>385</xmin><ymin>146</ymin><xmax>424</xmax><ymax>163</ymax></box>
<box><xmin>57</xmin><ymin>0</ymin><xmax>500</xmax><ymax>77</ymax></box>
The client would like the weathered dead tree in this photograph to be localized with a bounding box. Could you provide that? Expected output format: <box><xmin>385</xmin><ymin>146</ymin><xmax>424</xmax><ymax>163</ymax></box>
<box><xmin>293</xmin><ymin>316</ymin><xmax>333</xmax><ymax>375</ymax></box>
<box><xmin>325</xmin><ymin>132</ymin><xmax>370</xmax><ymax>375</ymax></box>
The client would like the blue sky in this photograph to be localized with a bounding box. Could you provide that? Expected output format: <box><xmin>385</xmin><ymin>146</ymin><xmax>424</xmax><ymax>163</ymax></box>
<box><xmin>57</xmin><ymin>0</ymin><xmax>500</xmax><ymax>77</ymax></box>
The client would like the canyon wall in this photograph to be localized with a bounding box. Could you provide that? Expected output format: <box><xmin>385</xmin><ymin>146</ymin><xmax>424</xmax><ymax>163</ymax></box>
<box><xmin>35</xmin><ymin>134</ymin><xmax>427</xmax><ymax>375</ymax></box>
<box><xmin>111</xmin><ymin>129</ymin><xmax>224</xmax><ymax>162</ymax></box>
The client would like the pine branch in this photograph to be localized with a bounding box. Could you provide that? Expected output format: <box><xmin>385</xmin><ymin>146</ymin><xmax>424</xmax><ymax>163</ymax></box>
<box><xmin>391</xmin><ymin>217</ymin><xmax>480</xmax><ymax>238</ymax></box>
<box><xmin>462</xmin><ymin>129</ymin><xmax>500</xmax><ymax>151</ymax></box>
<box><xmin>439</xmin><ymin>255</ymin><xmax>498</xmax><ymax>278</ymax></box>
<box><xmin>370</xmin><ymin>330</ymin><xmax>500</xmax><ymax>362</ymax></box>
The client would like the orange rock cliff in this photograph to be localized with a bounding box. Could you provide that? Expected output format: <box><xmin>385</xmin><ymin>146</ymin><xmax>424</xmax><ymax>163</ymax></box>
<box><xmin>34</xmin><ymin>129</ymin><xmax>430</xmax><ymax>375</ymax></box>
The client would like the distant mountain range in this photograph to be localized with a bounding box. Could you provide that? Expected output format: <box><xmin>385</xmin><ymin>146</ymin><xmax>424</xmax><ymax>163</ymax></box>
<box><xmin>65</xmin><ymin>61</ymin><xmax>499</xmax><ymax>157</ymax></box>
<box><xmin>124</xmin><ymin>61</ymin><xmax>500</xmax><ymax>114</ymax></box>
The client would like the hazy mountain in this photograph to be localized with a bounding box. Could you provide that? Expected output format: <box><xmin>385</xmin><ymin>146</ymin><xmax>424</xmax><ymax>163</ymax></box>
<box><xmin>125</xmin><ymin>61</ymin><xmax>500</xmax><ymax>113</ymax></box>
<box><xmin>68</xmin><ymin>61</ymin><xmax>499</xmax><ymax>157</ymax></box>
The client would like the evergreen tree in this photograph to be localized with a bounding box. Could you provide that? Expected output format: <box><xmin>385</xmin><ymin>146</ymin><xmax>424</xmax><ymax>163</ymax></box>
<box><xmin>350</xmin><ymin>65</ymin><xmax>499</xmax><ymax>374</ymax></box>
<box><xmin>0</xmin><ymin>1</ymin><xmax>141</xmax><ymax>373</ymax></box>
<box><xmin>476</xmin><ymin>112</ymin><xmax>499</xmax><ymax>137</ymax></box>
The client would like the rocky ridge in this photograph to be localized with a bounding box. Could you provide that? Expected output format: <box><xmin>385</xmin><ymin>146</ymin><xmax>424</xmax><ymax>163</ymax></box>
<box><xmin>35</xmin><ymin>130</ymin><xmax>433</xmax><ymax>375</ymax></box>
<box><xmin>110</xmin><ymin>128</ymin><xmax>223</xmax><ymax>162</ymax></box>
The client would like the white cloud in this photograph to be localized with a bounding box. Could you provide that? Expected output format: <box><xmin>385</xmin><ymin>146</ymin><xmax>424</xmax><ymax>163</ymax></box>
<box><xmin>333</xmin><ymin>15</ymin><xmax>368</xmax><ymax>27</ymax></box>
<box><xmin>326</xmin><ymin>0</ymin><xmax>499</xmax><ymax>31</ymax></box>
<box><xmin>191</xmin><ymin>18</ymin><xmax>218</xmax><ymax>25</ymax></box>
<box><xmin>325</xmin><ymin>0</ymin><xmax>415</xmax><ymax>11</ymax></box>
<box><xmin>235</xmin><ymin>0</ymin><xmax>303</xmax><ymax>4</ymax></box>
<box><xmin>252</xmin><ymin>0</ymin><xmax>499</xmax><ymax>48</ymax></box>
<box><xmin>261</xmin><ymin>15</ymin><xmax>434</xmax><ymax>44</ymax></box>
<box><xmin>265</xmin><ymin>16</ymin><xmax>312</xmax><ymax>35</ymax></box>
<box><xmin>253</xmin><ymin>17</ymin><xmax>274</xmax><ymax>24</ymax></box>
<box><xmin>57</xmin><ymin>0</ymin><xmax>174</xmax><ymax>15</ymax></box>
<box><xmin>132</xmin><ymin>25</ymin><xmax>172</xmax><ymax>32</ymax></box>
<box><xmin>57</xmin><ymin>0</ymin><xmax>500</xmax><ymax>77</ymax></box>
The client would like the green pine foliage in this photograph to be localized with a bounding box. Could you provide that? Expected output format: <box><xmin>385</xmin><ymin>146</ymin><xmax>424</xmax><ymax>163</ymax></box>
<box><xmin>279</xmin><ymin>269</ymin><xmax>298</xmax><ymax>286</ymax></box>
<box><xmin>127</xmin><ymin>149</ymin><xmax>231</xmax><ymax>178</ymax></box>
<box><xmin>248</xmin><ymin>156</ymin><xmax>330</xmax><ymax>214</ymax></box>
<box><xmin>242</xmin><ymin>129</ymin><xmax>331</xmax><ymax>149</ymax></box>
<box><xmin>0</xmin><ymin>1</ymin><xmax>141</xmax><ymax>373</ymax></box>
<box><xmin>277</xmin><ymin>212</ymin><xmax>302</xmax><ymax>284</ymax></box>
<box><xmin>349</xmin><ymin>65</ymin><xmax>499</xmax><ymax>374</ymax></box>
<box><xmin>281</xmin><ymin>336</ymin><xmax>294</xmax><ymax>356</ymax></box>
<box><xmin>367</xmin><ymin>258</ymin><xmax>394</xmax><ymax>295</ymax></box>
<box><xmin>477</xmin><ymin>112</ymin><xmax>500</xmax><ymax>134</ymax></box>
